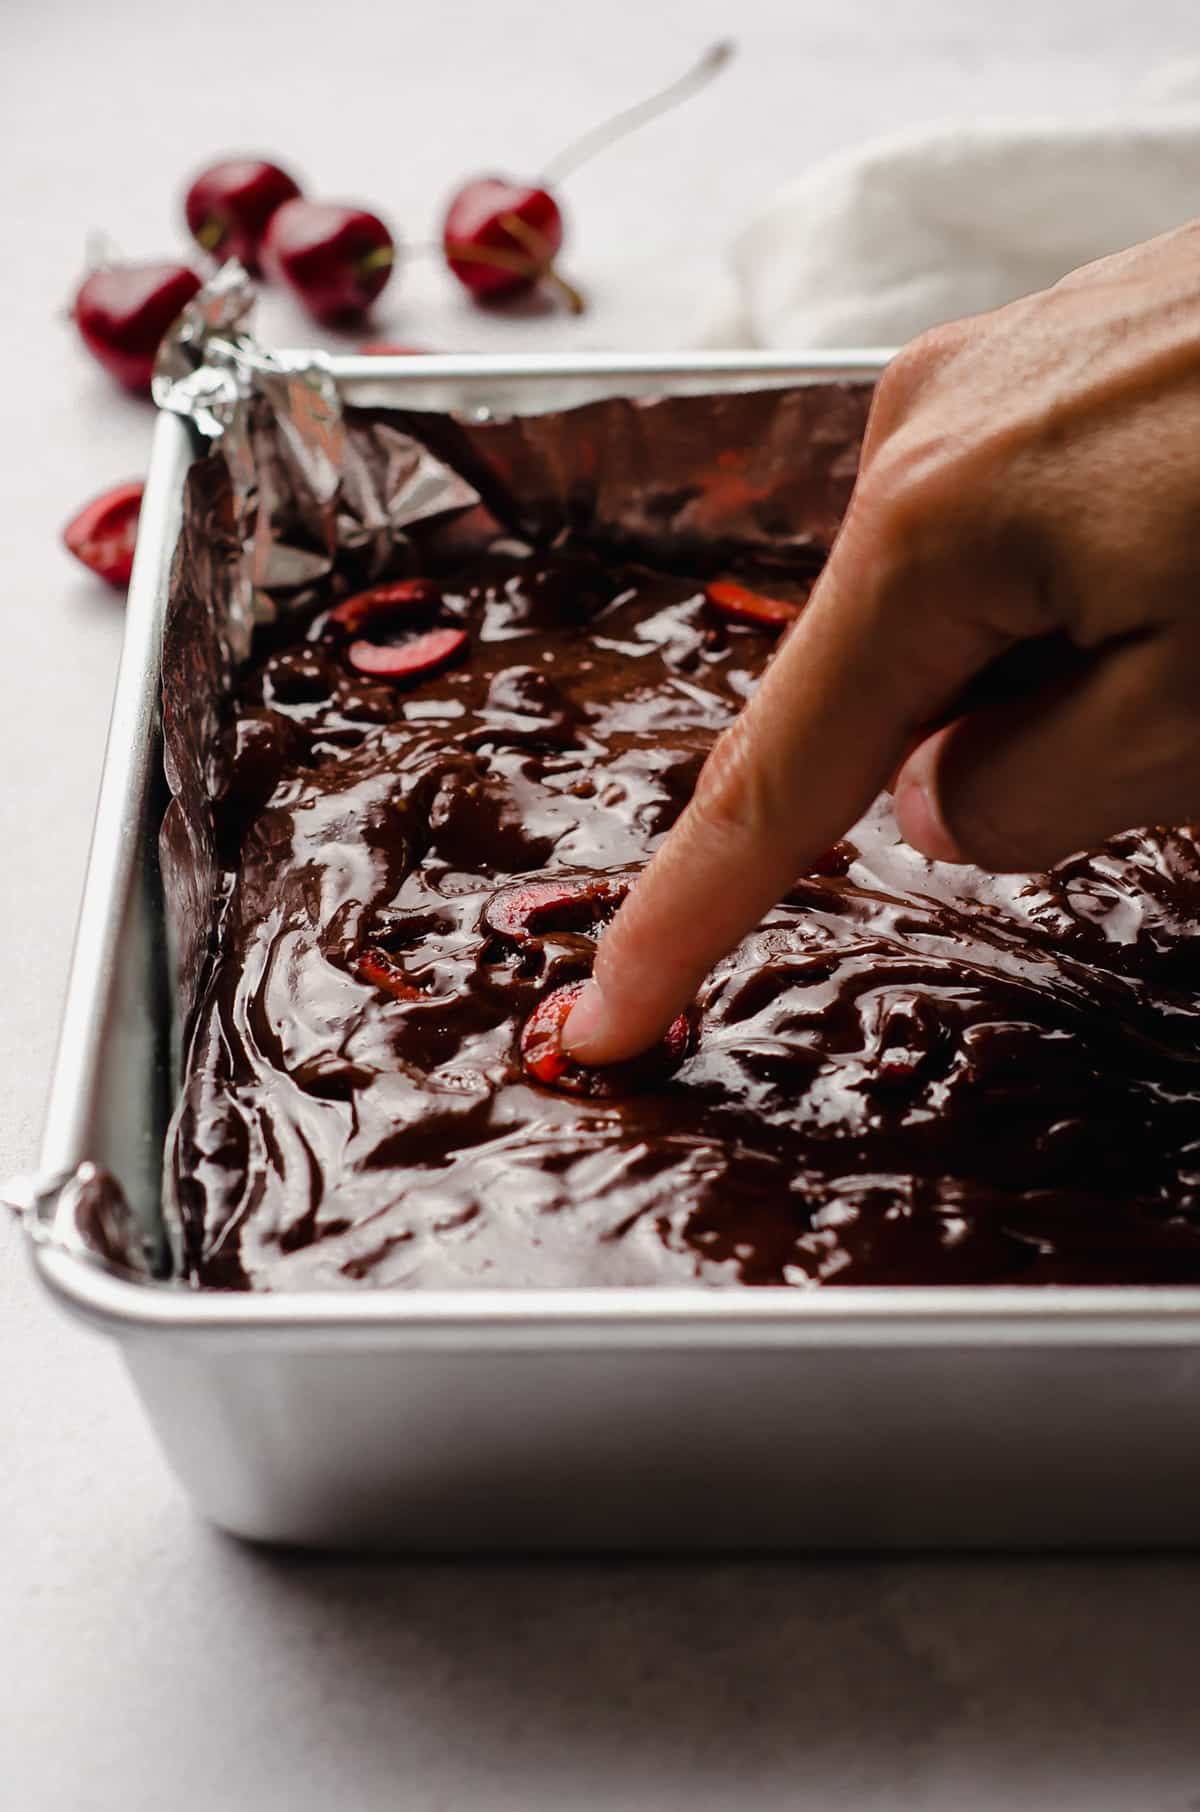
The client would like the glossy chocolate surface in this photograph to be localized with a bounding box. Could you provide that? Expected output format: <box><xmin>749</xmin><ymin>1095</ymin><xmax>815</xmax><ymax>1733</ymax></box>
<box><xmin>170</xmin><ymin>545</ymin><xmax>1200</xmax><ymax>1289</ymax></box>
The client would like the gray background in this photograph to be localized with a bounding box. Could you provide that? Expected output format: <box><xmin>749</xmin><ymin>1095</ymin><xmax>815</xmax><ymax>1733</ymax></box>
<box><xmin>5</xmin><ymin>0</ymin><xmax>1200</xmax><ymax>1804</ymax></box>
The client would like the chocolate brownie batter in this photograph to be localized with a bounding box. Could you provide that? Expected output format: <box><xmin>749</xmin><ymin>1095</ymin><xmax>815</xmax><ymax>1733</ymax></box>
<box><xmin>168</xmin><ymin>543</ymin><xmax>1200</xmax><ymax>1289</ymax></box>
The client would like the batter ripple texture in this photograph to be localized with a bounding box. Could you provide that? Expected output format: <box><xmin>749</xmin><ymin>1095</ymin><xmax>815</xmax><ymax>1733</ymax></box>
<box><xmin>169</xmin><ymin>545</ymin><xmax>1200</xmax><ymax>1288</ymax></box>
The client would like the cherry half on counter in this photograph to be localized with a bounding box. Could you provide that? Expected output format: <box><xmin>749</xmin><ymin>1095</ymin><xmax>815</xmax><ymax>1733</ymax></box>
<box><xmin>167</xmin><ymin>540</ymin><xmax>1200</xmax><ymax>1291</ymax></box>
<box><xmin>62</xmin><ymin>481</ymin><xmax>144</xmax><ymax>587</ymax></box>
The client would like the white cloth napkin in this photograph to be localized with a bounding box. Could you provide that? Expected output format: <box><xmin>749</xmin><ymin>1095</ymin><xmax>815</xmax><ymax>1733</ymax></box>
<box><xmin>702</xmin><ymin>62</ymin><xmax>1200</xmax><ymax>350</ymax></box>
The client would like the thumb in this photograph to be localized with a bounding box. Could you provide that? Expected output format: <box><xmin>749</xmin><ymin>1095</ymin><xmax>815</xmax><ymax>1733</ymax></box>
<box><xmin>895</xmin><ymin>630</ymin><xmax>1200</xmax><ymax>872</ymax></box>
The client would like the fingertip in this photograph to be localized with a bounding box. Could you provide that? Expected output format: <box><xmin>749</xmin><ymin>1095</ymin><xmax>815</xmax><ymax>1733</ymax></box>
<box><xmin>560</xmin><ymin>978</ymin><xmax>611</xmax><ymax>1062</ymax></box>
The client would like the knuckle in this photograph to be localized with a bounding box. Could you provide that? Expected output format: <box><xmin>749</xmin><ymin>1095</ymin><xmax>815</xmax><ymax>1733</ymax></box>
<box><xmin>868</xmin><ymin>323</ymin><xmax>961</xmax><ymax>438</ymax></box>
<box><xmin>845</xmin><ymin>453</ymin><xmax>939</xmax><ymax>589</ymax></box>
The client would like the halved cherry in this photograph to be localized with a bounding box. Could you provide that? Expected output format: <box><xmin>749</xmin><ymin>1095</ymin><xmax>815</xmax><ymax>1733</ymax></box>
<box><xmin>705</xmin><ymin>579</ymin><xmax>801</xmax><ymax>629</ymax></box>
<box><xmin>325</xmin><ymin>579</ymin><xmax>443</xmax><ymax>637</ymax></box>
<box><xmin>347</xmin><ymin>627</ymin><xmax>468</xmax><ymax>683</ymax></box>
<box><xmin>62</xmin><ymin>480</ymin><xmax>144</xmax><ymax>588</ymax></box>
<box><xmin>483</xmin><ymin>876</ymin><xmax>628</xmax><ymax>941</ymax></box>
<box><xmin>356</xmin><ymin>948</ymin><xmax>424</xmax><ymax>1001</ymax></box>
<box><xmin>520</xmin><ymin>980</ymin><xmax>691</xmax><ymax>1097</ymax></box>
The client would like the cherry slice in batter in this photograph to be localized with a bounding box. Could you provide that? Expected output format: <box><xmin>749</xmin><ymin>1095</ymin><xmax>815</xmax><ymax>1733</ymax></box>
<box><xmin>355</xmin><ymin>948</ymin><xmax>424</xmax><ymax>1001</ymax></box>
<box><xmin>347</xmin><ymin>627</ymin><xmax>468</xmax><ymax>683</ymax></box>
<box><xmin>521</xmin><ymin>981</ymin><xmax>690</xmax><ymax>1097</ymax></box>
<box><xmin>705</xmin><ymin>579</ymin><xmax>801</xmax><ymax>629</ymax></box>
<box><xmin>326</xmin><ymin>579</ymin><xmax>444</xmax><ymax>636</ymax></box>
<box><xmin>483</xmin><ymin>876</ymin><xmax>629</xmax><ymax>941</ymax></box>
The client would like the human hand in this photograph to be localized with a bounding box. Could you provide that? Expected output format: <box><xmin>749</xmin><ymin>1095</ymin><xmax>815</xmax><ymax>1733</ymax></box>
<box><xmin>565</xmin><ymin>221</ymin><xmax>1200</xmax><ymax>1062</ymax></box>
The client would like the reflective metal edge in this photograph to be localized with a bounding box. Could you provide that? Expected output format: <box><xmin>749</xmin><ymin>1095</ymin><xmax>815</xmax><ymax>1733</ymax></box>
<box><xmin>37</xmin><ymin>408</ymin><xmax>194</xmax><ymax>1182</ymax></box>
<box><xmin>321</xmin><ymin>350</ymin><xmax>897</xmax><ymax>377</ymax></box>
<box><xmin>29</xmin><ymin>351</ymin><xmax>1200</xmax><ymax>1351</ymax></box>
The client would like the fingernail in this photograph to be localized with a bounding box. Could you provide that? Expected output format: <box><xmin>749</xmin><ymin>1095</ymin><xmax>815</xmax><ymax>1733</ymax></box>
<box><xmin>561</xmin><ymin>979</ymin><xmax>607</xmax><ymax>1058</ymax></box>
<box><xmin>894</xmin><ymin>776</ymin><xmax>965</xmax><ymax>865</ymax></box>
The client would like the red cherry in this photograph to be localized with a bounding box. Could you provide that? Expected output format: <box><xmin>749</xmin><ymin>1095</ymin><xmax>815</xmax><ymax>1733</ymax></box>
<box><xmin>705</xmin><ymin>580</ymin><xmax>802</xmax><ymax>630</ymax></box>
<box><xmin>325</xmin><ymin>579</ymin><xmax>443</xmax><ymax>637</ymax></box>
<box><xmin>442</xmin><ymin>179</ymin><xmax>582</xmax><ymax>314</ymax></box>
<box><xmin>438</xmin><ymin>45</ymin><xmax>735</xmax><ymax>317</ymax></box>
<box><xmin>520</xmin><ymin>981</ymin><xmax>691</xmax><ymax>1097</ymax></box>
<box><xmin>184</xmin><ymin>157</ymin><xmax>302</xmax><ymax>274</ymax></box>
<box><xmin>262</xmin><ymin>200</ymin><xmax>396</xmax><ymax>324</ymax></box>
<box><xmin>62</xmin><ymin>481</ymin><xmax>144</xmax><ymax>588</ymax></box>
<box><xmin>483</xmin><ymin>876</ymin><xmax>628</xmax><ymax>941</ymax></box>
<box><xmin>347</xmin><ymin>626</ymin><xmax>468</xmax><ymax>683</ymax></box>
<box><xmin>356</xmin><ymin>948</ymin><xmax>424</xmax><ymax>1001</ymax></box>
<box><xmin>72</xmin><ymin>262</ymin><xmax>203</xmax><ymax>394</ymax></box>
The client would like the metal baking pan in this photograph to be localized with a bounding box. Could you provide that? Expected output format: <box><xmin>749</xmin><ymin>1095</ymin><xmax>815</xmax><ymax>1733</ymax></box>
<box><xmin>18</xmin><ymin>351</ymin><xmax>1200</xmax><ymax>1551</ymax></box>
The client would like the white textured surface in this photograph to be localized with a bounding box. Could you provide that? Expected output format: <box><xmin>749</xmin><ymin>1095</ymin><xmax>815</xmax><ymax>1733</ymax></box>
<box><xmin>705</xmin><ymin>83</ymin><xmax>1200</xmax><ymax>347</ymax></box>
<box><xmin>5</xmin><ymin>2</ymin><xmax>1200</xmax><ymax>1806</ymax></box>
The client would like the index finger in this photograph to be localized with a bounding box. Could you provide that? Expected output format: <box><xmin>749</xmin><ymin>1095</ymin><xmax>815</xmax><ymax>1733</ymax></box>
<box><xmin>561</xmin><ymin>481</ymin><xmax>1022</xmax><ymax>1064</ymax></box>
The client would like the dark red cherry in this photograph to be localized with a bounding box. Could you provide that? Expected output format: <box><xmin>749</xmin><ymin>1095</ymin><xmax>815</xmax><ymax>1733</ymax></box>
<box><xmin>438</xmin><ymin>45</ymin><xmax>735</xmax><ymax>317</ymax></box>
<box><xmin>184</xmin><ymin>157</ymin><xmax>302</xmax><ymax>274</ymax></box>
<box><xmin>72</xmin><ymin>262</ymin><xmax>203</xmax><ymax>394</ymax></box>
<box><xmin>442</xmin><ymin>179</ymin><xmax>582</xmax><ymax>313</ymax></box>
<box><xmin>262</xmin><ymin>200</ymin><xmax>397</xmax><ymax>324</ymax></box>
<box><xmin>62</xmin><ymin>481</ymin><xmax>144</xmax><ymax>587</ymax></box>
<box><xmin>520</xmin><ymin>981</ymin><xmax>691</xmax><ymax>1096</ymax></box>
<box><xmin>346</xmin><ymin>627</ymin><xmax>468</xmax><ymax>683</ymax></box>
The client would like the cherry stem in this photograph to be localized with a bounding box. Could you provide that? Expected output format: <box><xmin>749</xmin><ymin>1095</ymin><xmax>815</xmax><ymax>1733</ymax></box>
<box><xmin>359</xmin><ymin>243</ymin><xmax>396</xmax><ymax>273</ymax></box>
<box><xmin>446</xmin><ymin>226</ymin><xmax>586</xmax><ymax>315</ymax></box>
<box><xmin>62</xmin><ymin>230</ymin><xmax>124</xmax><ymax>321</ymax></box>
<box><xmin>497</xmin><ymin>211</ymin><xmax>585</xmax><ymax>313</ymax></box>
<box><xmin>541</xmin><ymin>39</ymin><xmax>736</xmax><ymax>184</ymax></box>
<box><xmin>445</xmin><ymin>241</ymin><xmax>544</xmax><ymax>278</ymax></box>
<box><xmin>540</xmin><ymin>263</ymin><xmax>586</xmax><ymax>317</ymax></box>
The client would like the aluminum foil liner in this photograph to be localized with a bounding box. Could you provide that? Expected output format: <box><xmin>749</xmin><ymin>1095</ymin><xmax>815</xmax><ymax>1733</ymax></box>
<box><xmin>153</xmin><ymin>269</ymin><xmax>870</xmax><ymax>639</ymax></box>
<box><xmin>153</xmin><ymin>261</ymin><xmax>349</xmax><ymax>651</ymax></box>
<box><xmin>46</xmin><ymin>272</ymin><xmax>873</xmax><ymax>1278</ymax></box>
<box><xmin>380</xmin><ymin>387</ymin><xmax>865</xmax><ymax>562</ymax></box>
